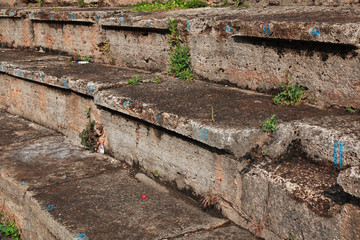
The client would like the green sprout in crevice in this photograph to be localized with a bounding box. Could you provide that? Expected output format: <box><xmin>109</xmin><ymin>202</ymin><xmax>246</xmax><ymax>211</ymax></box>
<box><xmin>262</xmin><ymin>114</ymin><xmax>279</xmax><ymax>133</ymax></box>
<box><xmin>273</xmin><ymin>71</ymin><xmax>304</xmax><ymax>106</ymax></box>
<box><xmin>168</xmin><ymin>19</ymin><xmax>193</xmax><ymax>81</ymax></box>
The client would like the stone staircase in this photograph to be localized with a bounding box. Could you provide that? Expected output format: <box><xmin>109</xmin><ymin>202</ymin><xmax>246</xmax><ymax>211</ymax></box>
<box><xmin>0</xmin><ymin>2</ymin><xmax>360</xmax><ymax>240</ymax></box>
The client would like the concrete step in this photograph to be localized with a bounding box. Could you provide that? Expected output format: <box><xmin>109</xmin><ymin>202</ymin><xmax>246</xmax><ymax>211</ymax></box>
<box><xmin>0</xmin><ymin>110</ymin><xmax>259</xmax><ymax>240</ymax></box>
<box><xmin>0</xmin><ymin>6</ymin><xmax>359</xmax><ymax>107</ymax></box>
<box><xmin>1</xmin><ymin>47</ymin><xmax>360</xmax><ymax>239</ymax></box>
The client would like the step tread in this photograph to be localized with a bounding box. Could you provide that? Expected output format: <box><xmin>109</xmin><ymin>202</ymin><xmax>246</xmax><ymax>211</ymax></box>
<box><xmin>0</xmin><ymin>111</ymin><xmax>259</xmax><ymax>239</ymax></box>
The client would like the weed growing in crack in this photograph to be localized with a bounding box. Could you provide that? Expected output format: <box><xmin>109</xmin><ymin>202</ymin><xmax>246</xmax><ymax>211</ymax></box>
<box><xmin>346</xmin><ymin>106</ymin><xmax>355</xmax><ymax>114</ymax></box>
<box><xmin>128</xmin><ymin>75</ymin><xmax>143</xmax><ymax>85</ymax></box>
<box><xmin>168</xmin><ymin>19</ymin><xmax>193</xmax><ymax>81</ymax></box>
<box><xmin>79</xmin><ymin>107</ymin><xmax>101</xmax><ymax>152</ymax></box>
<box><xmin>273</xmin><ymin>71</ymin><xmax>304</xmax><ymax>106</ymax></box>
<box><xmin>0</xmin><ymin>212</ymin><xmax>21</xmax><ymax>240</ymax></box>
<box><xmin>78</xmin><ymin>0</ymin><xmax>85</xmax><ymax>7</ymax></box>
<box><xmin>262</xmin><ymin>114</ymin><xmax>279</xmax><ymax>133</ymax></box>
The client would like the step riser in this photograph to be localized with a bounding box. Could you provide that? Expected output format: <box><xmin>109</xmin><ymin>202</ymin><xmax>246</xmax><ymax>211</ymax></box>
<box><xmin>2</xmin><ymin>71</ymin><xmax>360</xmax><ymax>239</ymax></box>
<box><xmin>1</xmin><ymin>9</ymin><xmax>360</xmax><ymax>107</ymax></box>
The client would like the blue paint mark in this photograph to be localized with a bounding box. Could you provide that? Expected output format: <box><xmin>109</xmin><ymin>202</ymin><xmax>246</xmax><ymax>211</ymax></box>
<box><xmin>156</xmin><ymin>114</ymin><xmax>161</xmax><ymax>124</ymax></box>
<box><xmin>74</xmin><ymin>233</ymin><xmax>88</xmax><ymax>240</ymax></box>
<box><xmin>71</xmin><ymin>13</ymin><xmax>76</xmax><ymax>20</ymax></box>
<box><xmin>186</xmin><ymin>23</ymin><xmax>190</xmax><ymax>30</ymax></box>
<box><xmin>122</xmin><ymin>101</ymin><xmax>130</xmax><ymax>107</ymax></box>
<box><xmin>10</xmin><ymin>12</ymin><xmax>14</xmax><ymax>17</ymax></box>
<box><xmin>0</xmin><ymin>165</ymin><xmax>2</xmax><ymax>168</ymax></box>
<box><xmin>0</xmin><ymin>65</ymin><xmax>2</xmax><ymax>71</ymax></box>
<box><xmin>119</xmin><ymin>18</ymin><xmax>124</xmax><ymax>25</ymax></box>
<box><xmin>63</xmin><ymin>80</ymin><xmax>68</xmax><ymax>88</ymax></box>
<box><xmin>43</xmin><ymin>204</ymin><xmax>56</xmax><ymax>211</ymax></box>
<box><xmin>146</xmin><ymin>21</ymin><xmax>151</xmax><ymax>27</ymax></box>
<box><xmin>333</xmin><ymin>141</ymin><xmax>338</xmax><ymax>167</ymax></box>
<box><xmin>199</xmin><ymin>129</ymin><xmax>208</xmax><ymax>141</ymax></box>
<box><xmin>18</xmin><ymin>70</ymin><xmax>22</xmax><ymax>77</ymax></box>
<box><xmin>225</xmin><ymin>24</ymin><xmax>231</xmax><ymax>33</ymax></box>
<box><xmin>20</xmin><ymin>181</ymin><xmax>28</xmax><ymax>186</ymax></box>
<box><xmin>88</xmin><ymin>87</ymin><xmax>94</xmax><ymax>95</ymax></box>
<box><xmin>94</xmin><ymin>15</ymin><xmax>99</xmax><ymax>22</ymax></box>
<box><xmin>50</xmin><ymin>14</ymin><xmax>54</xmax><ymax>20</ymax></box>
<box><xmin>29</xmin><ymin>13</ymin><xmax>34</xmax><ymax>20</ymax></box>
<box><xmin>311</xmin><ymin>27</ymin><xmax>319</xmax><ymax>37</ymax></box>
<box><xmin>263</xmin><ymin>25</ymin><xmax>270</xmax><ymax>35</ymax></box>
<box><xmin>339</xmin><ymin>141</ymin><xmax>343</xmax><ymax>169</ymax></box>
<box><xmin>41</xmin><ymin>75</ymin><xmax>45</xmax><ymax>82</ymax></box>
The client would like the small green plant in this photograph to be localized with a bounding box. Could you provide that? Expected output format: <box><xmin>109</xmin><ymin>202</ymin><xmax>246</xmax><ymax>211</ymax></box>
<box><xmin>37</xmin><ymin>0</ymin><xmax>43</xmax><ymax>7</ymax></box>
<box><xmin>346</xmin><ymin>106</ymin><xmax>355</xmax><ymax>114</ymax></box>
<box><xmin>78</xmin><ymin>0</ymin><xmax>85</xmax><ymax>7</ymax></box>
<box><xmin>168</xmin><ymin>19</ymin><xmax>193</xmax><ymax>81</ymax></box>
<box><xmin>0</xmin><ymin>213</ymin><xmax>21</xmax><ymax>240</ymax></box>
<box><xmin>131</xmin><ymin>0</ymin><xmax>207</xmax><ymax>12</ymax></box>
<box><xmin>273</xmin><ymin>71</ymin><xmax>304</xmax><ymax>106</ymax></box>
<box><xmin>79</xmin><ymin>107</ymin><xmax>100</xmax><ymax>152</ymax></box>
<box><xmin>83</xmin><ymin>55</ymin><xmax>93</xmax><ymax>62</ymax></box>
<box><xmin>262</xmin><ymin>114</ymin><xmax>279</xmax><ymax>133</ymax></box>
<box><xmin>128</xmin><ymin>75</ymin><xmax>143</xmax><ymax>85</ymax></box>
<box><xmin>200</xmin><ymin>191</ymin><xmax>220</xmax><ymax>210</ymax></box>
<box><xmin>153</xmin><ymin>76</ymin><xmax>162</xmax><ymax>84</ymax></box>
<box><xmin>152</xmin><ymin>169</ymin><xmax>159</xmax><ymax>177</ymax></box>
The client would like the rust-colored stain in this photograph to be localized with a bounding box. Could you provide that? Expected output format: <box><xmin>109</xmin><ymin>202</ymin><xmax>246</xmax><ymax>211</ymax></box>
<box><xmin>215</xmin><ymin>154</ymin><xmax>223</xmax><ymax>184</ymax></box>
<box><xmin>44</xmin><ymin>33</ymin><xmax>55</xmax><ymax>47</ymax></box>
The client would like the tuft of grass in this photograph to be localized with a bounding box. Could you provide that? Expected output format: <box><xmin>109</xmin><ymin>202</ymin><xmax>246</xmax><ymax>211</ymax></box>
<box><xmin>128</xmin><ymin>75</ymin><xmax>143</xmax><ymax>85</ymax></box>
<box><xmin>0</xmin><ymin>212</ymin><xmax>21</xmax><ymax>240</ymax></box>
<box><xmin>262</xmin><ymin>114</ymin><xmax>279</xmax><ymax>133</ymax></box>
<box><xmin>131</xmin><ymin>0</ymin><xmax>208</xmax><ymax>12</ymax></box>
<box><xmin>37</xmin><ymin>0</ymin><xmax>43</xmax><ymax>7</ymax></box>
<box><xmin>346</xmin><ymin>106</ymin><xmax>355</xmax><ymax>114</ymax></box>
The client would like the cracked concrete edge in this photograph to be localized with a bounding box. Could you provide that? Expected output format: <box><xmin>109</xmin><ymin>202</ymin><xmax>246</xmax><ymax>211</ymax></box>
<box><xmin>95</xmin><ymin>90</ymin><xmax>269</xmax><ymax>159</ymax></box>
<box><xmin>1</xmin><ymin>7</ymin><xmax>360</xmax><ymax>46</ymax></box>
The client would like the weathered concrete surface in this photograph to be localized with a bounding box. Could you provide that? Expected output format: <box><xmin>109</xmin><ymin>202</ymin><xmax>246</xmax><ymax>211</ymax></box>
<box><xmin>0</xmin><ymin>48</ymin><xmax>154</xmax><ymax>94</ymax></box>
<box><xmin>0</xmin><ymin>110</ymin><xmax>256</xmax><ymax>240</ymax></box>
<box><xmin>1</xmin><ymin>48</ymin><xmax>360</xmax><ymax>239</ymax></box>
<box><xmin>0</xmin><ymin>0</ymin><xmax>358</xmax><ymax>7</ymax></box>
<box><xmin>338</xmin><ymin>166</ymin><xmax>360</xmax><ymax>198</ymax></box>
<box><xmin>173</xmin><ymin>225</ymin><xmax>261</xmax><ymax>240</ymax></box>
<box><xmin>1</xmin><ymin>7</ymin><xmax>360</xmax><ymax>107</ymax></box>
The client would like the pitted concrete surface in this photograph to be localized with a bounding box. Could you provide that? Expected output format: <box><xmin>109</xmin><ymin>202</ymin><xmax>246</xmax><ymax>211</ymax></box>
<box><xmin>0</xmin><ymin>111</ymin><xmax>258</xmax><ymax>240</ymax></box>
<box><xmin>0</xmin><ymin>48</ymin><xmax>154</xmax><ymax>95</ymax></box>
<box><xmin>0</xmin><ymin>7</ymin><xmax>359</xmax><ymax>107</ymax></box>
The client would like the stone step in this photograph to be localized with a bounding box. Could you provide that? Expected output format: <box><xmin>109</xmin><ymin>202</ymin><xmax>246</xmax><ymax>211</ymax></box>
<box><xmin>0</xmin><ymin>7</ymin><xmax>359</xmax><ymax>107</ymax></box>
<box><xmin>0</xmin><ymin>111</ymin><xmax>259</xmax><ymax>240</ymax></box>
<box><xmin>1</xmin><ymin>47</ymin><xmax>360</xmax><ymax>239</ymax></box>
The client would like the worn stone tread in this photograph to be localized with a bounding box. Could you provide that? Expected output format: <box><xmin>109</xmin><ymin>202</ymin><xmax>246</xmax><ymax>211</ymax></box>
<box><xmin>0</xmin><ymin>111</ymin><xmax>258</xmax><ymax>240</ymax></box>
